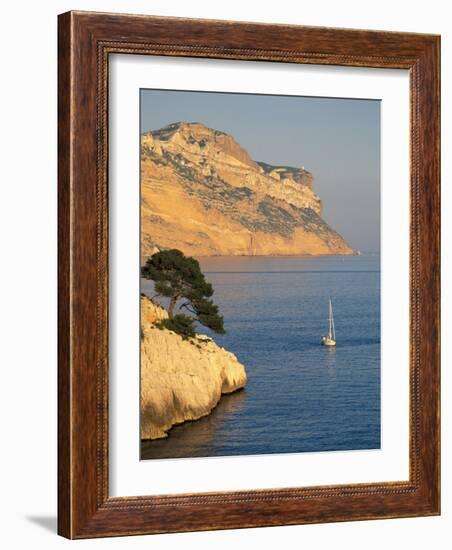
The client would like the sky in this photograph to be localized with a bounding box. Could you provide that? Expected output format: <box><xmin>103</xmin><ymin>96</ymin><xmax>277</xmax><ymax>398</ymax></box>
<box><xmin>141</xmin><ymin>89</ymin><xmax>380</xmax><ymax>253</ymax></box>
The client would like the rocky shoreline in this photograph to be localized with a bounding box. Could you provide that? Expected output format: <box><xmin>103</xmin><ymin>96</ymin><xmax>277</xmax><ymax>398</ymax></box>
<box><xmin>140</xmin><ymin>296</ymin><xmax>247</xmax><ymax>440</ymax></box>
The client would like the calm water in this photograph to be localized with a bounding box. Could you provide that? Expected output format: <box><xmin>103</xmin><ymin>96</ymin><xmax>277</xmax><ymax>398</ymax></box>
<box><xmin>141</xmin><ymin>255</ymin><xmax>380</xmax><ymax>459</ymax></box>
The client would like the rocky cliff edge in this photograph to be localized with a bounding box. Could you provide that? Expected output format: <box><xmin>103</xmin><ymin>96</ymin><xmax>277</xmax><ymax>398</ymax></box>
<box><xmin>140</xmin><ymin>295</ymin><xmax>247</xmax><ymax>440</ymax></box>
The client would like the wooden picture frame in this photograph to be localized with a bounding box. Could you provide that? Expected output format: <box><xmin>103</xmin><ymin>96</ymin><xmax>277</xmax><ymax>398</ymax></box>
<box><xmin>58</xmin><ymin>11</ymin><xmax>440</xmax><ymax>539</ymax></box>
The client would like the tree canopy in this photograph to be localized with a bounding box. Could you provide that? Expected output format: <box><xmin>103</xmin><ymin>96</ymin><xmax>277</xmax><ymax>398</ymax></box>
<box><xmin>141</xmin><ymin>249</ymin><xmax>225</xmax><ymax>337</ymax></box>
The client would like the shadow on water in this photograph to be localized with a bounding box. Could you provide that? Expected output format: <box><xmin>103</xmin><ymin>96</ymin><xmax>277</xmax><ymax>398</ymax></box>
<box><xmin>141</xmin><ymin>389</ymin><xmax>247</xmax><ymax>460</ymax></box>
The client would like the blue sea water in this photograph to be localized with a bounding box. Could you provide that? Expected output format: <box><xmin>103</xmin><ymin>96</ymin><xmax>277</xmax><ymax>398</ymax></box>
<box><xmin>141</xmin><ymin>255</ymin><xmax>380</xmax><ymax>459</ymax></box>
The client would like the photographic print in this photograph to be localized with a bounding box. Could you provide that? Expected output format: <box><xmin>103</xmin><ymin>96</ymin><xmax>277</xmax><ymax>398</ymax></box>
<box><xmin>139</xmin><ymin>89</ymin><xmax>381</xmax><ymax>460</ymax></box>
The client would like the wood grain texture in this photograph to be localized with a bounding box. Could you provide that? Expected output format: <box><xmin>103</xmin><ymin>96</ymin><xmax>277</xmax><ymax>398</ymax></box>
<box><xmin>57</xmin><ymin>10</ymin><xmax>72</xmax><ymax>538</ymax></box>
<box><xmin>57</xmin><ymin>10</ymin><xmax>440</xmax><ymax>539</ymax></box>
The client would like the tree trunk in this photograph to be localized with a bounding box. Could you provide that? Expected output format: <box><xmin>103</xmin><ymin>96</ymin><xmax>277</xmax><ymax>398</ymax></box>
<box><xmin>168</xmin><ymin>295</ymin><xmax>179</xmax><ymax>319</ymax></box>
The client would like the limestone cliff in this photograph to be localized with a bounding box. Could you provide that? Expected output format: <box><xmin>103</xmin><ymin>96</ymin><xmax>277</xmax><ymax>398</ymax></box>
<box><xmin>141</xmin><ymin>121</ymin><xmax>354</xmax><ymax>257</ymax></box>
<box><xmin>141</xmin><ymin>295</ymin><xmax>247</xmax><ymax>440</ymax></box>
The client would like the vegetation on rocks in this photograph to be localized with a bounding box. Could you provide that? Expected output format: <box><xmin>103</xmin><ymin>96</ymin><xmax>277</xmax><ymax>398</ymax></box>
<box><xmin>141</xmin><ymin>249</ymin><xmax>225</xmax><ymax>338</ymax></box>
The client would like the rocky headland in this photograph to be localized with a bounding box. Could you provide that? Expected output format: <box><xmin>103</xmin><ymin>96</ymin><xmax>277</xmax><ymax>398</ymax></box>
<box><xmin>140</xmin><ymin>295</ymin><xmax>247</xmax><ymax>440</ymax></box>
<box><xmin>141</xmin><ymin>121</ymin><xmax>354</xmax><ymax>258</ymax></box>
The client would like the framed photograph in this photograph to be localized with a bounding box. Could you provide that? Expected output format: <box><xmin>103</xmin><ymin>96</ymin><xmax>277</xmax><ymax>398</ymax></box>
<box><xmin>58</xmin><ymin>11</ymin><xmax>440</xmax><ymax>538</ymax></box>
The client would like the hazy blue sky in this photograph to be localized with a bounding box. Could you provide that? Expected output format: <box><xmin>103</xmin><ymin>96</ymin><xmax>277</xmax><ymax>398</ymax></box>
<box><xmin>141</xmin><ymin>89</ymin><xmax>380</xmax><ymax>253</ymax></box>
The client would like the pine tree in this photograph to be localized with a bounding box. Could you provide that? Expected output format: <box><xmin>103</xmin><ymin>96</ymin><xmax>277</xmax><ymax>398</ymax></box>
<box><xmin>141</xmin><ymin>249</ymin><xmax>225</xmax><ymax>336</ymax></box>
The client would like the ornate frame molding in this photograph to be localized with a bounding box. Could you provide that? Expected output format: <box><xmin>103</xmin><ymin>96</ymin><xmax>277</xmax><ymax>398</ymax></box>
<box><xmin>58</xmin><ymin>11</ymin><xmax>440</xmax><ymax>538</ymax></box>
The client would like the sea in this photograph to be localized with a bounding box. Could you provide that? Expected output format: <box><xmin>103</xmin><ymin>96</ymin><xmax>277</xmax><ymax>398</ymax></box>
<box><xmin>141</xmin><ymin>254</ymin><xmax>381</xmax><ymax>460</ymax></box>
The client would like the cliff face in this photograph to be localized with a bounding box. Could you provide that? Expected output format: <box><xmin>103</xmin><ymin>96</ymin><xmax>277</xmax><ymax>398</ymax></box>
<box><xmin>141</xmin><ymin>122</ymin><xmax>354</xmax><ymax>257</ymax></box>
<box><xmin>141</xmin><ymin>296</ymin><xmax>247</xmax><ymax>440</ymax></box>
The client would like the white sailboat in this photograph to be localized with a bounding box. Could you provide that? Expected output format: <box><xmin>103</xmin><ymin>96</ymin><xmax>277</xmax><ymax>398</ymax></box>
<box><xmin>321</xmin><ymin>298</ymin><xmax>336</xmax><ymax>347</ymax></box>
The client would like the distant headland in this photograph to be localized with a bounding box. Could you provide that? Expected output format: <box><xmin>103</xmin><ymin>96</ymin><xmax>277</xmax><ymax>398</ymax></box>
<box><xmin>141</xmin><ymin>121</ymin><xmax>354</xmax><ymax>258</ymax></box>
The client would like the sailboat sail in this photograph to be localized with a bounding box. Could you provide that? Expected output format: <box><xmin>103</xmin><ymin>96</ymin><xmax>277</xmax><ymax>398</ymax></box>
<box><xmin>322</xmin><ymin>298</ymin><xmax>336</xmax><ymax>346</ymax></box>
<box><xmin>329</xmin><ymin>299</ymin><xmax>336</xmax><ymax>340</ymax></box>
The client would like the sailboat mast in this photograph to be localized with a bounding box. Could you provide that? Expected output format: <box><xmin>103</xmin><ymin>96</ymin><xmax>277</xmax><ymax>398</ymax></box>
<box><xmin>328</xmin><ymin>299</ymin><xmax>332</xmax><ymax>339</ymax></box>
<box><xmin>331</xmin><ymin>304</ymin><xmax>336</xmax><ymax>340</ymax></box>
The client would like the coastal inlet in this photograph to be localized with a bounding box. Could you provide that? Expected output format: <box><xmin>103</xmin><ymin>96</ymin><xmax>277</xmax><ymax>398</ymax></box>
<box><xmin>141</xmin><ymin>254</ymin><xmax>380</xmax><ymax>460</ymax></box>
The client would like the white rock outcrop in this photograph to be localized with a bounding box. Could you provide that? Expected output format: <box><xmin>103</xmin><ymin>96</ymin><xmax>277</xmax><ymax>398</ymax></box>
<box><xmin>140</xmin><ymin>296</ymin><xmax>247</xmax><ymax>440</ymax></box>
